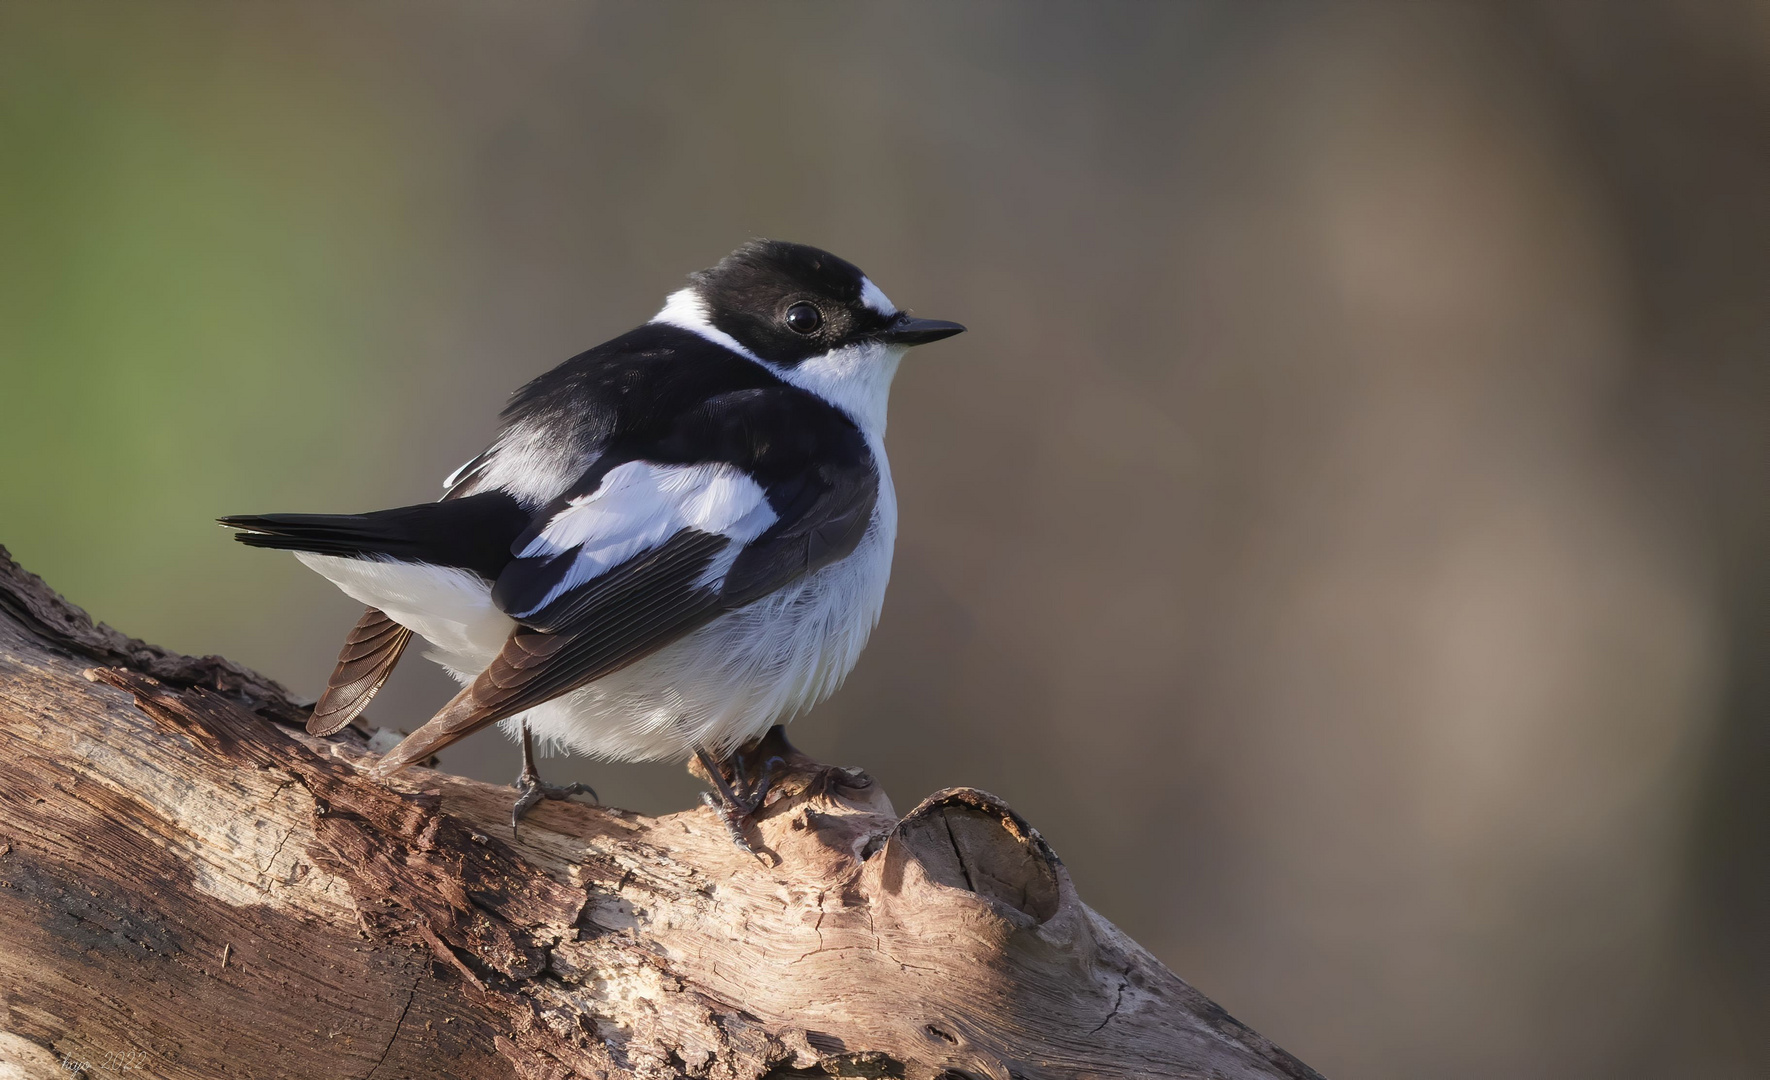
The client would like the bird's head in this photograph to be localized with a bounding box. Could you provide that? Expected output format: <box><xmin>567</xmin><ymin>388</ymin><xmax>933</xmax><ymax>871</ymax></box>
<box><xmin>652</xmin><ymin>239</ymin><xmax>964</xmax><ymax>433</ymax></box>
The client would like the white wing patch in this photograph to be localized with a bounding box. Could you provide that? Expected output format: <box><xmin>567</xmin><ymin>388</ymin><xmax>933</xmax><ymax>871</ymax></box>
<box><xmin>512</xmin><ymin>461</ymin><xmax>777</xmax><ymax>616</ymax></box>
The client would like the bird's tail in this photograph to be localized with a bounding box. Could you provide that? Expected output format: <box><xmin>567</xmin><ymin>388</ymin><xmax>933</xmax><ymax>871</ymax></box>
<box><xmin>218</xmin><ymin>492</ymin><xmax>529</xmax><ymax>575</ymax></box>
<box><xmin>218</xmin><ymin>512</ymin><xmax>406</xmax><ymax>560</ymax></box>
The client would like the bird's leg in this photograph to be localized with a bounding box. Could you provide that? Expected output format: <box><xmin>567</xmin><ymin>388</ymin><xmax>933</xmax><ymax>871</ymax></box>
<box><xmin>728</xmin><ymin>739</ymin><xmax>787</xmax><ymax>815</ymax></box>
<box><xmin>693</xmin><ymin>727</ymin><xmax>806</xmax><ymax>853</ymax></box>
<box><xmin>511</xmin><ymin>721</ymin><xmax>598</xmax><ymax>831</ymax></box>
<box><xmin>695</xmin><ymin>748</ymin><xmax>757</xmax><ymax>852</ymax></box>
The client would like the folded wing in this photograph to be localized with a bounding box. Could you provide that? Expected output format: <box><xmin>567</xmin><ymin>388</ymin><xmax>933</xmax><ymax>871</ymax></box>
<box><xmin>372</xmin><ymin>389</ymin><xmax>880</xmax><ymax>775</ymax></box>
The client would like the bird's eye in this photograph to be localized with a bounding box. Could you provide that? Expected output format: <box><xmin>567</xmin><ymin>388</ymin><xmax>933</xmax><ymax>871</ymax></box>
<box><xmin>784</xmin><ymin>302</ymin><xmax>823</xmax><ymax>335</ymax></box>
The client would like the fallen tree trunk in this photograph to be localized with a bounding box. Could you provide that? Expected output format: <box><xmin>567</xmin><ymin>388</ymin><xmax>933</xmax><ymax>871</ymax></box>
<box><xmin>0</xmin><ymin>547</ymin><xmax>1324</xmax><ymax>1080</ymax></box>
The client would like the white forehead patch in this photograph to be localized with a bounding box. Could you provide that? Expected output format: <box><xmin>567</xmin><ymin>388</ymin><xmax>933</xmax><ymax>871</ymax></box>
<box><xmin>858</xmin><ymin>277</ymin><xmax>897</xmax><ymax>317</ymax></box>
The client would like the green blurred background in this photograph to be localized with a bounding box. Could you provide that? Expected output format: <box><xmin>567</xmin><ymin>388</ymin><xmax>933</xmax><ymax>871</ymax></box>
<box><xmin>3</xmin><ymin>3</ymin><xmax>1766</xmax><ymax>1077</ymax></box>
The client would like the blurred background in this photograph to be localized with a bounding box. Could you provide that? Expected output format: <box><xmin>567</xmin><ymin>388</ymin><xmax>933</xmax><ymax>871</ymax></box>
<box><xmin>3</xmin><ymin>2</ymin><xmax>1766</xmax><ymax>1076</ymax></box>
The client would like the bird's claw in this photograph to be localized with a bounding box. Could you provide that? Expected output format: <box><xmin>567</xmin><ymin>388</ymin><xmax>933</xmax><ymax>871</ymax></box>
<box><xmin>695</xmin><ymin>734</ymin><xmax>800</xmax><ymax>858</ymax></box>
<box><xmin>700</xmin><ymin>790</ymin><xmax>760</xmax><ymax>855</ymax></box>
<box><xmin>509</xmin><ymin>721</ymin><xmax>598</xmax><ymax>834</ymax></box>
<box><xmin>511</xmin><ymin>775</ymin><xmax>599</xmax><ymax>829</ymax></box>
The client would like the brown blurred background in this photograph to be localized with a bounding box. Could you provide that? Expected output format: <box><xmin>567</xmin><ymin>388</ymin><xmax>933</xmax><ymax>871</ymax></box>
<box><xmin>3</xmin><ymin>3</ymin><xmax>1766</xmax><ymax>1076</ymax></box>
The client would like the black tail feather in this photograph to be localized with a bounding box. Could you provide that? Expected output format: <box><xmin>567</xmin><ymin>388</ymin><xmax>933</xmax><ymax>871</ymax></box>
<box><xmin>221</xmin><ymin>514</ymin><xmax>387</xmax><ymax>556</ymax></box>
<box><xmin>219</xmin><ymin>491</ymin><xmax>530</xmax><ymax>580</ymax></box>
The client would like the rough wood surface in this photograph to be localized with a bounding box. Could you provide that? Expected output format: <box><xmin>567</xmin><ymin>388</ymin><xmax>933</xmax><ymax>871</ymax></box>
<box><xmin>0</xmin><ymin>546</ymin><xmax>1324</xmax><ymax>1080</ymax></box>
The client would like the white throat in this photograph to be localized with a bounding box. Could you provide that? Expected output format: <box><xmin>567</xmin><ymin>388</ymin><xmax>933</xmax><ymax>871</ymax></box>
<box><xmin>771</xmin><ymin>340</ymin><xmax>904</xmax><ymax>436</ymax></box>
<box><xmin>650</xmin><ymin>288</ymin><xmax>905</xmax><ymax>438</ymax></box>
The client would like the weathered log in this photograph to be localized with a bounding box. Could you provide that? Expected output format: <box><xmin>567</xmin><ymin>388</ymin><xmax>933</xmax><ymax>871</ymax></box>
<box><xmin>0</xmin><ymin>546</ymin><xmax>1323</xmax><ymax>1080</ymax></box>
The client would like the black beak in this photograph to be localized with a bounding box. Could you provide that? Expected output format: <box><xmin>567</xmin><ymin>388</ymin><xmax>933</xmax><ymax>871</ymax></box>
<box><xmin>878</xmin><ymin>313</ymin><xmax>966</xmax><ymax>346</ymax></box>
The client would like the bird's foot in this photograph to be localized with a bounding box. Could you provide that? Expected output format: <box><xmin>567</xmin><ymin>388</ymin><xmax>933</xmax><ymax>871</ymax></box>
<box><xmin>693</xmin><ymin>726</ymin><xmax>814</xmax><ymax>856</ymax></box>
<box><xmin>511</xmin><ymin>721</ymin><xmax>598</xmax><ymax>833</ymax></box>
<box><xmin>695</xmin><ymin>752</ymin><xmax>768</xmax><ymax>856</ymax></box>
<box><xmin>699</xmin><ymin>791</ymin><xmax>759</xmax><ymax>853</ymax></box>
<box><xmin>511</xmin><ymin>775</ymin><xmax>599</xmax><ymax>830</ymax></box>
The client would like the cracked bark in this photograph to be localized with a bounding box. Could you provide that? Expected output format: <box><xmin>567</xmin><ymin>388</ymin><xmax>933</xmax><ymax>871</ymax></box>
<box><xmin>0</xmin><ymin>546</ymin><xmax>1326</xmax><ymax>1080</ymax></box>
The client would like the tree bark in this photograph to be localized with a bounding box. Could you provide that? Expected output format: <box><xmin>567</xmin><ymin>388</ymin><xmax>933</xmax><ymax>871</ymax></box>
<box><xmin>0</xmin><ymin>546</ymin><xmax>1324</xmax><ymax>1080</ymax></box>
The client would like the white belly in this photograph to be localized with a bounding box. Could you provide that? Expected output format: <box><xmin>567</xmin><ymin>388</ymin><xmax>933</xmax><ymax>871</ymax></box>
<box><xmin>519</xmin><ymin>508</ymin><xmax>894</xmax><ymax>761</ymax></box>
<box><xmin>294</xmin><ymin>471</ymin><xmax>896</xmax><ymax>763</ymax></box>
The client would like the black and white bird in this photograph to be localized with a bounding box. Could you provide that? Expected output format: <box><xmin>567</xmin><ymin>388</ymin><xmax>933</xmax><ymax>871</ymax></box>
<box><xmin>221</xmin><ymin>240</ymin><xmax>963</xmax><ymax>831</ymax></box>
